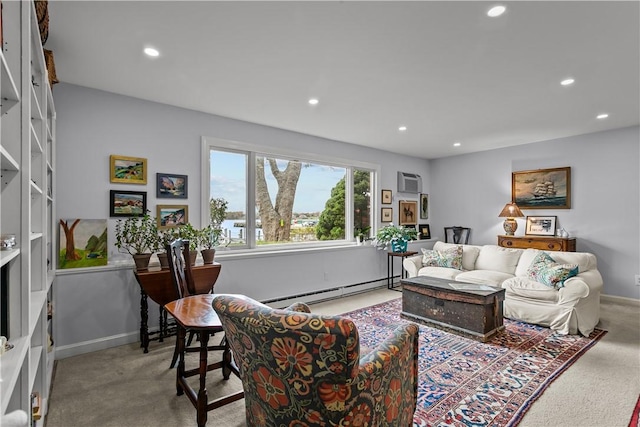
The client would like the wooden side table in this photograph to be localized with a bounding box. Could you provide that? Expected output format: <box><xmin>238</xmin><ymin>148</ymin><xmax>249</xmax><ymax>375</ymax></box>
<box><xmin>387</xmin><ymin>251</ymin><xmax>418</xmax><ymax>289</ymax></box>
<box><xmin>497</xmin><ymin>235</ymin><xmax>576</xmax><ymax>252</ymax></box>
<box><xmin>164</xmin><ymin>294</ymin><xmax>244</xmax><ymax>427</ymax></box>
<box><xmin>133</xmin><ymin>263</ymin><xmax>221</xmax><ymax>353</ymax></box>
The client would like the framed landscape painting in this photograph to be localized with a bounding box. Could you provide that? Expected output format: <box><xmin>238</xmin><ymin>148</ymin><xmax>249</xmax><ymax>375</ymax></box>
<box><xmin>109</xmin><ymin>190</ymin><xmax>146</xmax><ymax>217</ymax></box>
<box><xmin>110</xmin><ymin>155</ymin><xmax>147</xmax><ymax>184</ymax></box>
<box><xmin>59</xmin><ymin>219</ymin><xmax>108</xmax><ymax>269</ymax></box>
<box><xmin>157</xmin><ymin>205</ymin><xmax>188</xmax><ymax>229</ymax></box>
<box><xmin>512</xmin><ymin>167</ymin><xmax>571</xmax><ymax>209</ymax></box>
<box><xmin>156</xmin><ymin>173</ymin><xmax>188</xmax><ymax>198</ymax></box>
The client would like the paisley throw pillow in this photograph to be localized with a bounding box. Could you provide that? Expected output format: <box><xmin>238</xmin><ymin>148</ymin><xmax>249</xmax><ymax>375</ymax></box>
<box><xmin>421</xmin><ymin>246</ymin><xmax>463</xmax><ymax>270</ymax></box>
<box><xmin>527</xmin><ymin>252</ymin><xmax>578</xmax><ymax>289</ymax></box>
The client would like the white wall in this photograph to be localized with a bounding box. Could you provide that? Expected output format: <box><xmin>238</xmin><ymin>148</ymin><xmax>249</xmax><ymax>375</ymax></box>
<box><xmin>53</xmin><ymin>83</ymin><xmax>433</xmax><ymax>356</ymax></box>
<box><xmin>428</xmin><ymin>126</ymin><xmax>640</xmax><ymax>299</ymax></box>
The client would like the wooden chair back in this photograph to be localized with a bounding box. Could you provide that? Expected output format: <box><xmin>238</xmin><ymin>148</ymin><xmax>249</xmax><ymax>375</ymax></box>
<box><xmin>166</xmin><ymin>239</ymin><xmax>195</xmax><ymax>298</ymax></box>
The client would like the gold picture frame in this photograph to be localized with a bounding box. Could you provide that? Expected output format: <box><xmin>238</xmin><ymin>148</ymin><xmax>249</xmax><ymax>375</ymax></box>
<box><xmin>110</xmin><ymin>155</ymin><xmax>147</xmax><ymax>184</ymax></box>
<box><xmin>156</xmin><ymin>205</ymin><xmax>188</xmax><ymax>229</ymax></box>
<box><xmin>512</xmin><ymin>167</ymin><xmax>571</xmax><ymax>209</ymax></box>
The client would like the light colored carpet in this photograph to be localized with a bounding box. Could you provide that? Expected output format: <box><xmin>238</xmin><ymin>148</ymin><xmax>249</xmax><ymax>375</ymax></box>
<box><xmin>45</xmin><ymin>289</ymin><xmax>639</xmax><ymax>427</ymax></box>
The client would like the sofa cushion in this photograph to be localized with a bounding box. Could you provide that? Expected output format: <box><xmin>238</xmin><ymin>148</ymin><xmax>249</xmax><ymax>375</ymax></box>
<box><xmin>474</xmin><ymin>245</ymin><xmax>523</xmax><ymax>274</ymax></box>
<box><xmin>421</xmin><ymin>246</ymin><xmax>463</xmax><ymax>270</ymax></box>
<box><xmin>417</xmin><ymin>266</ymin><xmax>462</xmax><ymax>280</ymax></box>
<box><xmin>526</xmin><ymin>252</ymin><xmax>579</xmax><ymax>289</ymax></box>
<box><xmin>501</xmin><ymin>277</ymin><xmax>560</xmax><ymax>303</ymax></box>
<box><xmin>456</xmin><ymin>270</ymin><xmax>515</xmax><ymax>287</ymax></box>
<box><xmin>515</xmin><ymin>249</ymin><xmax>597</xmax><ymax>277</ymax></box>
<box><xmin>434</xmin><ymin>241</ymin><xmax>481</xmax><ymax>271</ymax></box>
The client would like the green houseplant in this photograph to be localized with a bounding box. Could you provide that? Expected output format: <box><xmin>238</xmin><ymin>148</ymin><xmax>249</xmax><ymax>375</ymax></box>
<box><xmin>374</xmin><ymin>223</ymin><xmax>418</xmax><ymax>252</ymax></box>
<box><xmin>156</xmin><ymin>227</ymin><xmax>179</xmax><ymax>269</ymax></box>
<box><xmin>114</xmin><ymin>211</ymin><xmax>159</xmax><ymax>270</ymax></box>
<box><xmin>176</xmin><ymin>223</ymin><xmax>199</xmax><ymax>265</ymax></box>
<box><xmin>196</xmin><ymin>224</ymin><xmax>222</xmax><ymax>264</ymax></box>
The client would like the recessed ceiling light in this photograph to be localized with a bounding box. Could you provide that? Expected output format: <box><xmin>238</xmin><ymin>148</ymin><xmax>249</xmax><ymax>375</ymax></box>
<box><xmin>144</xmin><ymin>47</ymin><xmax>159</xmax><ymax>57</ymax></box>
<box><xmin>398</xmin><ymin>126</ymin><xmax>407</xmax><ymax>131</ymax></box>
<box><xmin>453</xmin><ymin>142</ymin><xmax>461</xmax><ymax>147</ymax></box>
<box><xmin>596</xmin><ymin>113</ymin><xmax>609</xmax><ymax>119</ymax></box>
<box><xmin>561</xmin><ymin>78</ymin><xmax>575</xmax><ymax>86</ymax></box>
<box><xmin>487</xmin><ymin>5</ymin><xmax>506</xmax><ymax>17</ymax></box>
<box><xmin>308</xmin><ymin>98</ymin><xmax>319</xmax><ymax>105</ymax></box>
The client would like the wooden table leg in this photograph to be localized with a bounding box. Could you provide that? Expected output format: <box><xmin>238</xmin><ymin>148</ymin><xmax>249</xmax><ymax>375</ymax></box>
<box><xmin>176</xmin><ymin>326</ymin><xmax>186</xmax><ymax>396</ymax></box>
<box><xmin>140</xmin><ymin>291</ymin><xmax>149</xmax><ymax>353</ymax></box>
<box><xmin>197</xmin><ymin>331</ymin><xmax>210</xmax><ymax>427</ymax></box>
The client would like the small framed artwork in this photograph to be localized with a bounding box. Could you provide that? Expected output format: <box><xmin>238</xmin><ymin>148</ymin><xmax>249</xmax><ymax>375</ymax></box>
<box><xmin>157</xmin><ymin>205</ymin><xmax>188</xmax><ymax>229</ymax></box>
<box><xmin>109</xmin><ymin>190</ymin><xmax>147</xmax><ymax>217</ymax></box>
<box><xmin>381</xmin><ymin>189</ymin><xmax>392</xmax><ymax>204</ymax></box>
<box><xmin>110</xmin><ymin>155</ymin><xmax>147</xmax><ymax>185</ymax></box>
<box><xmin>419</xmin><ymin>224</ymin><xmax>431</xmax><ymax>240</ymax></box>
<box><xmin>398</xmin><ymin>200</ymin><xmax>418</xmax><ymax>226</ymax></box>
<box><xmin>420</xmin><ymin>193</ymin><xmax>429</xmax><ymax>219</ymax></box>
<box><xmin>156</xmin><ymin>173</ymin><xmax>188</xmax><ymax>199</ymax></box>
<box><xmin>381</xmin><ymin>207</ymin><xmax>393</xmax><ymax>222</ymax></box>
<box><xmin>59</xmin><ymin>219</ymin><xmax>108</xmax><ymax>269</ymax></box>
<box><xmin>525</xmin><ymin>216</ymin><xmax>557</xmax><ymax>236</ymax></box>
<box><xmin>512</xmin><ymin>167</ymin><xmax>571</xmax><ymax>209</ymax></box>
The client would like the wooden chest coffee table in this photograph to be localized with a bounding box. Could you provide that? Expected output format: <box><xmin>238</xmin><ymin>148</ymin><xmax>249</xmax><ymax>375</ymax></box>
<box><xmin>400</xmin><ymin>276</ymin><xmax>505</xmax><ymax>342</ymax></box>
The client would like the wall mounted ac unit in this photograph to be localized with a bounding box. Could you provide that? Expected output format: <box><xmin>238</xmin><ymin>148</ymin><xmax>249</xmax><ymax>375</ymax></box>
<box><xmin>397</xmin><ymin>171</ymin><xmax>422</xmax><ymax>194</ymax></box>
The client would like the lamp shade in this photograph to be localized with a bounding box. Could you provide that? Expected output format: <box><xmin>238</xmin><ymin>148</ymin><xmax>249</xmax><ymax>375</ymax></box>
<box><xmin>498</xmin><ymin>203</ymin><xmax>524</xmax><ymax>218</ymax></box>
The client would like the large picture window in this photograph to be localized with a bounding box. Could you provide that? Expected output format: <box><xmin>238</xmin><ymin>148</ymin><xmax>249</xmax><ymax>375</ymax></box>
<box><xmin>203</xmin><ymin>138</ymin><xmax>376</xmax><ymax>250</ymax></box>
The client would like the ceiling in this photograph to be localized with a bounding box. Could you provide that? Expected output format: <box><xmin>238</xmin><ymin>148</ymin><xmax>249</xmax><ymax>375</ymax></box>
<box><xmin>47</xmin><ymin>1</ymin><xmax>639</xmax><ymax>159</ymax></box>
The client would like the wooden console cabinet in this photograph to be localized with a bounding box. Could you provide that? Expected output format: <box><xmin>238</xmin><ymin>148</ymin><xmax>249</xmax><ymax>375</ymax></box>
<box><xmin>498</xmin><ymin>235</ymin><xmax>576</xmax><ymax>252</ymax></box>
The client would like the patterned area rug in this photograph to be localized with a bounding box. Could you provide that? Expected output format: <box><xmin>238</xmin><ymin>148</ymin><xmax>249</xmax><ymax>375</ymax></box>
<box><xmin>341</xmin><ymin>298</ymin><xmax>606</xmax><ymax>427</ymax></box>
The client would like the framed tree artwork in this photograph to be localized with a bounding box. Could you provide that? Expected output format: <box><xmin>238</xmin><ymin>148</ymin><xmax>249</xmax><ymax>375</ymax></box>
<box><xmin>398</xmin><ymin>200</ymin><xmax>417</xmax><ymax>226</ymax></box>
<box><xmin>420</xmin><ymin>193</ymin><xmax>429</xmax><ymax>219</ymax></box>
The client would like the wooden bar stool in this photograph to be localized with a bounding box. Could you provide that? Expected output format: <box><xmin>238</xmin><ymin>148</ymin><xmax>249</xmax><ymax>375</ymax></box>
<box><xmin>164</xmin><ymin>294</ymin><xmax>244</xmax><ymax>427</ymax></box>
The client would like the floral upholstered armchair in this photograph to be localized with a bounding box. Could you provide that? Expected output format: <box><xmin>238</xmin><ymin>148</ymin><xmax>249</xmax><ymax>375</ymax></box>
<box><xmin>212</xmin><ymin>294</ymin><xmax>419</xmax><ymax>427</ymax></box>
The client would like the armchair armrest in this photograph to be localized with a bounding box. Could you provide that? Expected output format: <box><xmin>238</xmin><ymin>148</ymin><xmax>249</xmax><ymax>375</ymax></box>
<box><xmin>403</xmin><ymin>255</ymin><xmax>423</xmax><ymax>278</ymax></box>
<box><xmin>284</xmin><ymin>301</ymin><xmax>311</xmax><ymax>313</ymax></box>
<box><xmin>355</xmin><ymin>323</ymin><xmax>419</xmax><ymax>426</ymax></box>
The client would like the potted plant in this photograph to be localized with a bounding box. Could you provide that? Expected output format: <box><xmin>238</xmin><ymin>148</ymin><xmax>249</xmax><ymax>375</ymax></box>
<box><xmin>354</xmin><ymin>226</ymin><xmax>371</xmax><ymax>246</ymax></box>
<box><xmin>197</xmin><ymin>224</ymin><xmax>222</xmax><ymax>264</ymax></box>
<box><xmin>156</xmin><ymin>227</ymin><xmax>179</xmax><ymax>269</ymax></box>
<box><xmin>114</xmin><ymin>211</ymin><xmax>159</xmax><ymax>270</ymax></box>
<box><xmin>176</xmin><ymin>223</ymin><xmax>199</xmax><ymax>265</ymax></box>
<box><xmin>374</xmin><ymin>223</ymin><xmax>418</xmax><ymax>252</ymax></box>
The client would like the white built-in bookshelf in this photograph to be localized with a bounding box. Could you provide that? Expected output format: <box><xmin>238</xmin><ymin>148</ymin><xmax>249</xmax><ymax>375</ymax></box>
<box><xmin>1</xmin><ymin>1</ymin><xmax>56</xmax><ymax>425</ymax></box>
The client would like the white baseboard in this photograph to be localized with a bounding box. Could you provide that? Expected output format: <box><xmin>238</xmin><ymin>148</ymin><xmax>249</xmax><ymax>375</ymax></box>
<box><xmin>601</xmin><ymin>294</ymin><xmax>640</xmax><ymax>307</ymax></box>
<box><xmin>55</xmin><ymin>330</ymin><xmax>156</xmax><ymax>359</ymax></box>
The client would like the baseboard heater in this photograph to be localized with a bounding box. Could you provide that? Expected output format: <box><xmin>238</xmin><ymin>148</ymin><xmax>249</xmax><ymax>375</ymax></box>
<box><xmin>262</xmin><ymin>278</ymin><xmax>387</xmax><ymax>308</ymax></box>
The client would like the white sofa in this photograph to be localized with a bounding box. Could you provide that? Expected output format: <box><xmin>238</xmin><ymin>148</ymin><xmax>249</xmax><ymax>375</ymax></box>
<box><xmin>402</xmin><ymin>241</ymin><xmax>603</xmax><ymax>336</ymax></box>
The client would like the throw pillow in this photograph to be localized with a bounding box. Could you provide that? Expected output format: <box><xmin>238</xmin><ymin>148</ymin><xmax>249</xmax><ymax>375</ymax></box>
<box><xmin>421</xmin><ymin>246</ymin><xmax>463</xmax><ymax>270</ymax></box>
<box><xmin>526</xmin><ymin>252</ymin><xmax>579</xmax><ymax>289</ymax></box>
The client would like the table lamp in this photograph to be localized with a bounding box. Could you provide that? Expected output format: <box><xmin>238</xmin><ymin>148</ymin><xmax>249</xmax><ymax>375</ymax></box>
<box><xmin>498</xmin><ymin>202</ymin><xmax>524</xmax><ymax>235</ymax></box>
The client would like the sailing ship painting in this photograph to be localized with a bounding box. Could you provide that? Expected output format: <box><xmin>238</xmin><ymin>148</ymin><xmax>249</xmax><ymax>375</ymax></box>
<box><xmin>512</xmin><ymin>167</ymin><xmax>571</xmax><ymax>209</ymax></box>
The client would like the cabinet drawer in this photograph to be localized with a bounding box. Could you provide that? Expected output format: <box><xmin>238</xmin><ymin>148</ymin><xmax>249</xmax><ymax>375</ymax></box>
<box><xmin>498</xmin><ymin>236</ymin><xmax>575</xmax><ymax>252</ymax></box>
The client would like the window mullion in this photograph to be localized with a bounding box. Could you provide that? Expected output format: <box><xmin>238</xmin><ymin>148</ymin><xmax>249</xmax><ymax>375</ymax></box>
<box><xmin>247</xmin><ymin>153</ymin><xmax>257</xmax><ymax>248</ymax></box>
<box><xmin>346</xmin><ymin>168</ymin><xmax>354</xmax><ymax>240</ymax></box>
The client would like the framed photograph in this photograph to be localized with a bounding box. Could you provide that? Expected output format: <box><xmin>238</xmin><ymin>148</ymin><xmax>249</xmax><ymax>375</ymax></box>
<box><xmin>398</xmin><ymin>200</ymin><xmax>418</xmax><ymax>225</ymax></box>
<box><xmin>420</xmin><ymin>193</ymin><xmax>429</xmax><ymax>219</ymax></box>
<box><xmin>157</xmin><ymin>205</ymin><xmax>188</xmax><ymax>229</ymax></box>
<box><xmin>109</xmin><ymin>190</ymin><xmax>147</xmax><ymax>217</ymax></box>
<box><xmin>419</xmin><ymin>224</ymin><xmax>431</xmax><ymax>240</ymax></box>
<box><xmin>381</xmin><ymin>207</ymin><xmax>393</xmax><ymax>222</ymax></box>
<box><xmin>525</xmin><ymin>216</ymin><xmax>557</xmax><ymax>236</ymax></box>
<box><xmin>381</xmin><ymin>189</ymin><xmax>392</xmax><ymax>204</ymax></box>
<box><xmin>156</xmin><ymin>173</ymin><xmax>188</xmax><ymax>198</ymax></box>
<box><xmin>110</xmin><ymin>155</ymin><xmax>147</xmax><ymax>185</ymax></box>
<box><xmin>512</xmin><ymin>167</ymin><xmax>571</xmax><ymax>209</ymax></box>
